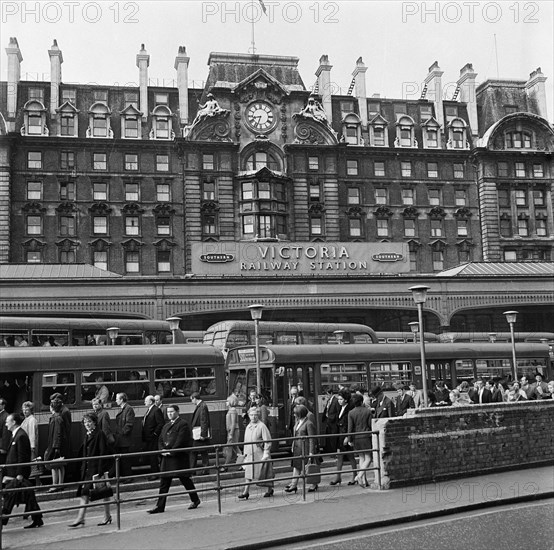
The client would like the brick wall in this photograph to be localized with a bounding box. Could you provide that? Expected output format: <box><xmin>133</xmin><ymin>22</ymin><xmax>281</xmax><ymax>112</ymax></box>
<box><xmin>374</xmin><ymin>401</ymin><xmax>554</xmax><ymax>489</ymax></box>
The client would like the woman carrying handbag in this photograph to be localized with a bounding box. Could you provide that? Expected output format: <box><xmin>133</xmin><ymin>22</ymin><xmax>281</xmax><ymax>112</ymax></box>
<box><xmin>68</xmin><ymin>412</ymin><xmax>112</xmax><ymax>528</ymax></box>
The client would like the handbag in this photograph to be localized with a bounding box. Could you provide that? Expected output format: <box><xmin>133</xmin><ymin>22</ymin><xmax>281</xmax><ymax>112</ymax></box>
<box><xmin>235</xmin><ymin>453</ymin><xmax>246</xmax><ymax>467</ymax></box>
<box><xmin>256</xmin><ymin>460</ymin><xmax>274</xmax><ymax>487</ymax></box>
<box><xmin>305</xmin><ymin>459</ymin><xmax>321</xmax><ymax>485</ymax></box>
<box><xmin>90</xmin><ymin>472</ymin><xmax>114</xmax><ymax>502</ymax></box>
<box><xmin>192</xmin><ymin>426</ymin><xmax>211</xmax><ymax>441</ymax></box>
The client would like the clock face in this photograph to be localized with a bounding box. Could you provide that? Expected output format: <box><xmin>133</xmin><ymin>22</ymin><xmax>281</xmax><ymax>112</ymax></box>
<box><xmin>246</xmin><ymin>102</ymin><xmax>275</xmax><ymax>131</ymax></box>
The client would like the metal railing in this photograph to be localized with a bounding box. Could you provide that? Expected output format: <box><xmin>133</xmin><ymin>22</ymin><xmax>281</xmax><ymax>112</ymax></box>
<box><xmin>0</xmin><ymin>429</ymin><xmax>381</xmax><ymax>547</ymax></box>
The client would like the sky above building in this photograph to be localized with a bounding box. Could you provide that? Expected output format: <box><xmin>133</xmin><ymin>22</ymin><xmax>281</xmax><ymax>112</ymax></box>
<box><xmin>1</xmin><ymin>0</ymin><xmax>553</xmax><ymax>119</ymax></box>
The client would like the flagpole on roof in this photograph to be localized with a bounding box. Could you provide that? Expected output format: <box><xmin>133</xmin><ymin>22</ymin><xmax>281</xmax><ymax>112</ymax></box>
<box><xmin>250</xmin><ymin>0</ymin><xmax>256</xmax><ymax>54</ymax></box>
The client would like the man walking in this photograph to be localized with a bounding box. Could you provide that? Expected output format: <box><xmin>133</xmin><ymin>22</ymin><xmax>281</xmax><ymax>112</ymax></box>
<box><xmin>190</xmin><ymin>392</ymin><xmax>211</xmax><ymax>476</ymax></box>
<box><xmin>142</xmin><ymin>395</ymin><xmax>164</xmax><ymax>479</ymax></box>
<box><xmin>2</xmin><ymin>413</ymin><xmax>43</xmax><ymax>529</ymax></box>
<box><xmin>114</xmin><ymin>392</ymin><xmax>135</xmax><ymax>482</ymax></box>
<box><xmin>0</xmin><ymin>398</ymin><xmax>10</xmax><ymax>465</ymax></box>
<box><xmin>147</xmin><ymin>405</ymin><xmax>200</xmax><ymax>514</ymax></box>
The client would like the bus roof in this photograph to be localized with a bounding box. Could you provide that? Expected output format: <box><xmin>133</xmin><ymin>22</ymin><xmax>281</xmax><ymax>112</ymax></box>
<box><xmin>226</xmin><ymin>342</ymin><xmax>551</xmax><ymax>365</ymax></box>
<box><xmin>0</xmin><ymin>344</ymin><xmax>224</xmax><ymax>373</ymax></box>
<box><xmin>205</xmin><ymin>320</ymin><xmax>377</xmax><ymax>334</ymax></box>
<box><xmin>0</xmin><ymin>316</ymin><xmax>176</xmax><ymax>331</ymax></box>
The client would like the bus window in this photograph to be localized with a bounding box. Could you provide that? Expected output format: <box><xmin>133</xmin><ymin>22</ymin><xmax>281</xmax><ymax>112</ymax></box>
<box><xmin>117</xmin><ymin>334</ymin><xmax>143</xmax><ymax>346</ymax></box>
<box><xmin>475</xmin><ymin>359</ymin><xmax>513</xmax><ymax>382</ymax></box>
<box><xmin>454</xmin><ymin>360</ymin><xmax>474</xmax><ymax>384</ymax></box>
<box><xmin>119</xmin><ymin>370</ymin><xmax>149</xmax><ymax>400</ymax></box>
<box><xmin>229</xmin><ymin>370</ymin><xmax>247</xmax><ymax>404</ymax></box>
<box><xmin>81</xmin><ymin>372</ymin><xmax>113</xmax><ymax>404</ymax></box>
<box><xmin>154</xmin><ymin>367</ymin><xmax>217</xmax><ymax>399</ymax></box>
<box><xmin>1</xmin><ymin>333</ymin><xmax>30</xmax><ymax>347</ymax></box>
<box><xmin>369</xmin><ymin>362</ymin><xmax>411</xmax><ymax>391</ymax></box>
<box><xmin>42</xmin><ymin>372</ymin><xmax>76</xmax><ymax>406</ymax></box>
<box><xmin>353</xmin><ymin>333</ymin><xmax>374</xmax><ymax>344</ymax></box>
<box><xmin>227</xmin><ymin>331</ymin><xmax>250</xmax><ymax>348</ymax></box>
<box><xmin>0</xmin><ymin>374</ymin><xmax>32</xmax><ymax>411</ymax></box>
<box><xmin>320</xmin><ymin>363</ymin><xmax>367</xmax><ymax>393</ymax></box>
<box><xmin>33</xmin><ymin>331</ymin><xmax>68</xmax><ymax>347</ymax></box>
<box><xmin>275</xmin><ymin>332</ymin><xmax>299</xmax><ymax>345</ymax></box>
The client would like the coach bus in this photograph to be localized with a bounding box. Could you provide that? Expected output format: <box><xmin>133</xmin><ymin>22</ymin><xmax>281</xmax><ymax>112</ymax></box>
<box><xmin>225</xmin><ymin>342</ymin><xmax>552</xmax><ymax>436</ymax></box>
<box><xmin>0</xmin><ymin>316</ymin><xmax>187</xmax><ymax>347</ymax></box>
<box><xmin>0</xmin><ymin>345</ymin><xmax>227</xmax><ymax>457</ymax></box>
<box><xmin>203</xmin><ymin>320</ymin><xmax>379</xmax><ymax>351</ymax></box>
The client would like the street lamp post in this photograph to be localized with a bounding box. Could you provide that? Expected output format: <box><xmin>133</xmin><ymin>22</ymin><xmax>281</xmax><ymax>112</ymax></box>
<box><xmin>408</xmin><ymin>321</ymin><xmax>419</xmax><ymax>343</ymax></box>
<box><xmin>166</xmin><ymin>316</ymin><xmax>181</xmax><ymax>345</ymax></box>
<box><xmin>503</xmin><ymin>310</ymin><xmax>519</xmax><ymax>383</ymax></box>
<box><xmin>409</xmin><ymin>285</ymin><xmax>430</xmax><ymax>408</ymax></box>
<box><xmin>107</xmin><ymin>327</ymin><xmax>119</xmax><ymax>346</ymax></box>
<box><xmin>248</xmin><ymin>304</ymin><xmax>264</xmax><ymax>395</ymax></box>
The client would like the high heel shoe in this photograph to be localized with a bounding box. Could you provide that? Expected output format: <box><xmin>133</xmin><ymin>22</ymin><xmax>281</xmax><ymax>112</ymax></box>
<box><xmin>97</xmin><ymin>516</ymin><xmax>112</xmax><ymax>526</ymax></box>
<box><xmin>237</xmin><ymin>493</ymin><xmax>249</xmax><ymax>500</ymax></box>
<box><xmin>68</xmin><ymin>519</ymin><xmax>85</xmax><ymax>528</ymax></box>
<box><xmin>308</xmin><ymin>485</ymin><xmax>319</xmax><ymax>493</ymax></box>
<box><xmin>284</xmin><ymin>486</ymin><xmax>297</xmax><ymax>493</ymax></box>
<box><xmin>347</xmin><ymin>480</ymin><xmax>357</xmax><ymax>485</ymax></box>
<box><xmin>263</xmin><ymin>489</ymin><xmax>274</xmax><ymax>498</ymax></box>
<box><xmin>329</xmin><ymin>480</ymin><xmax>341</xmax><ymax>486</ymax></box>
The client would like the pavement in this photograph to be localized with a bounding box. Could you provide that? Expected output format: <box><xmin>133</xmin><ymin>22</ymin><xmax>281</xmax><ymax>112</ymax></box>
<box><xmin>1</xmin><ymin>463</ymin><xmax>553</xmax><ymax>550</ymax></box>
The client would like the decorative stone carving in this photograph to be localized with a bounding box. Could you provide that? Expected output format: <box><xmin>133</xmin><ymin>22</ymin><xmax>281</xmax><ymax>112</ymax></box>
<box><xmin>428</xmin><ymin>206</ymin><xmax>447</xmax><ymax>218</ymax></box>
<box><xmin>374</xmin><ymin>206</ymin><xmax>393</xmax><ymax>218</ymax></box>
<box><xmin>185</xmin><ymin>93</ymin><xmax>231</xmax><ymax>141</ymax></box>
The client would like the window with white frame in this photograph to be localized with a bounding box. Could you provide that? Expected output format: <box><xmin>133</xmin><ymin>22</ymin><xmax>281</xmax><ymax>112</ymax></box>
<box><xmin>517</xmin><ymin>218</ymin><xmax>529</xmax><ymax>236</ymax></box>
<box><xmin>374</xmin><ymin>161</ymin><xmax>385</xmax><ymax>177</ymax></box>
<box><xmin>151</xmin><ymin>105</ymin><xmax>174</xmax><ymax>140</ymax></box>
<box><xmin>447</xmin><ymin>119</ymin><xmax>467</xmax><ymax>149</ymax></box>
<box><xmin>404</xmin><ymin>219</ymin><xmax>416</xmax><ymax>237</ymax></box>
<box><xmin>60</xmin><ymin>113</ymin><xmax>76</xmax><ymax>136</ymax></box>
<box><xmin>157</xmin><ymin>251</ymin><xmax>171</xmax><ymax>273</ymax></box>
<box><xmin>401</xmin><ymin>161</ymin><xmax>412</xmax><ymax>177</ymax></box>
<box><xmin>377</xmin><ymin>218</ymin><xmax>389</xmax><ymax>237</ymax></box>
<box><xmin>92</xmin><ymin>115</ymin><xmax>108</xmax><ymax>137</ymax></box>
<box><xmin>93</xmin><ymin>251</ymin><xmax>108</xmax><ymax>270</ymax></box>
<box><xmin>203</xmin><ymin>180</ymin><xmax>215</xmax><ymax>200</ymax></box>
<box><xmin>426</xmin><ymin>128</ymin><xmax>438</xmax><ymax>148</ymax></box>
<box><xmin>453</xmin><ymin>163</ymin><xmax>464</xmax><ymax>179</ymax></box>
<box><xmin>401</xmin><ymin>188</ymin><xmax>414</xmax><ymax>205</ymax></box>
<box><xmin>245</xmin><ymin>151</ymin><xmax>279</xmax><ymax>171</ymax></box>
<box><xmin>308</xmin><ymin>156</ymin><xmax>319</xmax><ymax>170</ymax></box>
<box><xmin>93</xmin><ymin>216</ymin><xmax>108</xmax><ymax>234</ymax></box>
<box><xmin>429</xmin><ymin>189</ymin><xmax>441</xmax><ymax>205</ymax></box>
<box><xmin>93</xmin><ymin>153</ymin><xmax>107</xmax><ymax>170</ymax></box>
<box><xmin>125</xmin><ymin>183</ymin><xmax>139</xmax><ymax>202</ymax></box>
<box><xmin>26</xmin><ymin>215</ymin><xmax>42</xmax><ymax>235</ymax></box>
<box><xmin>203</xmin><ymin>154</ymin><xmax>214</xmax><ymax>170</ymax></box>
<box><xmin>93</xmin><ymin>182</ymin><xmax>108</xmax><ymax>201</ymax></box>
<box><xmin>27</xmin><ymin>151</ymin><xmax>42</xmax><ymax>169</ymax></box>
<box><xmin>309</xmin><ymin>181</ymin><xmax>321</xmax><ymax>202</ymax></box>
<box><xmin>533</xmin><ymin>164</ymin><xmax>544</xmax><ymax>178</ymax></box>
<box><xmin>125</xmin><ymin>216</ymin><xmax>140</xmax><ymax>236</ymax></box>
<box><xmin>431</xmin><ymin>218</ymin><xmax>442</xmax><ymax>237</ymax></box>
<box><xmin>125</xmin><ymin>251</ymin><xmax>140</xmax><ymax>273</ymax></box>
<box><xmin>372</xmin><ymin>126</ymin><xmax>386</xmax><ymax>146</ymax></box>
<box><xmin>505</xmin><ymin>131</ymin><xmax>532</xmax><ymax>149</ymax></box>
<box><xmin>432</xmin><ymin>250</ymin><xmax>444</xmax><ymax>271</ymax></box>
<box><xmin>123</xmin><ymin>154</ymin><xmax>138</xmax><ymax>171</ymax></box>
<box><xmin>23</xmin><ymin>100</ymin><xmax>48</xmax><ymax>136</ymax></box>
<box><xmin>157</xmin><ymin>217</ymin><xmax>171</xmax><ymax>235</ymax></box>
<box><xmin>156</xmin><ymin>155</ymin><xmax>169</xmax><ymax>172</ymax></box>
<box><xmin>349</xmin><ymin>218</ymin><xmax>362</xmax><ymax>237</ymax></box>
<box><xmin>27</xmin><ymin>113</ymin><xmax>42</xmax><ymax>135</ymax></box>
<box><xmin>347</xmin><ymin>188</ymin><xmax>360</xmax><ymax>205</ymax></box>
<box><xmin>427</xmin><ymin>162</ymin><xmax>438</xmax><ymax>178</ymax></box>
<box><xmin>310</xmin><ymin>217</ymin><xmax>323</xmax><ymax>235</ymax></box>
<box><xmin>375</xmin><ymin>188</ymin><xmax>387</xmax><ymax>205</ymax></box>
<box><xmin>27</xmin><ymin>181</ymin><xmax>42</xmax><ymax>200</ymax></box>
<box><xmin>157</xmin><ymin>183</ymin><xmax>170</xmax><ymax>202</ymax></box>
<box><xmin>346</xmin><ymin>160</ymin><xmax>358</xmax><ymax>176</ymax></box>
<box><xmin>457</xmin><ymin>219</ymin><xmax>468</xmax><ymax>237</ymax></box>
<box><xmin>515</xmin><ymin>190</ymin><xmax>526</xmax><ymax>206</ymax></box>
<box><xmin>60</xmin><ymin>215</ymin><xmax>76</xmax><ymax>236</ymax></box>
<box><xmin>395</xmin><ymin>116</ymin><xmax>415</xmax><ymax>148</ymax></box>
<box><xmin>533</xmin><ymin>189</ymin><xmax>545</xmax><ymax>206</ymax></box>
<box><xmin>536</xmin><ymin>219</ymin><xmax>547</xmax><ymax>237</ymax></box>
<box><xmin>455</xmin><ymin>189</ymin><xmax>467</xmax><ymax>206</ymax></box>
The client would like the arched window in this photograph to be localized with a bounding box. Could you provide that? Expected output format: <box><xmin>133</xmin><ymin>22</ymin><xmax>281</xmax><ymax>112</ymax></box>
<box><xmin>394</xmin><ymin>115</ymin><xmax>416</xmax><ymax>148</ymax></box>
<box><xmin>245</xmin><ymin>151</ymin><xmax>279</xmax><ymax>171</ymax></box>
<box><xmin>150</xmin><ymin>105</ymin><xmax>174</xmax><ymax>140</ymax></box>
<box><xmin>22</xmin><ymin>100</ymin><xmax>49</xmax><ymax>137</ymax></box>
<box><xmin>87</xmin><ymin>102</ymin><xmax>113</xmax><ymax>138</ymax></box>
<box><xmin>505</xmin><ymin>130</ymin><xmax>532</xmax><ymax>149</ymax></box>
<box><xmin>447</xmin><ymin>118</ymin><xmax>468</xmax><ymax>150</ymax></box>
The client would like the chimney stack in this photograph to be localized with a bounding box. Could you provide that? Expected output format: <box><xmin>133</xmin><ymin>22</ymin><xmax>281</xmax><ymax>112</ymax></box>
<box><xmin>174</xmin><ymin>46</ymin><xmax>190</xmax><ymax>125</ymax></box>
<box><xmin>457</xmin><ymin>63</ymin><xmax>478</xmax><ymax>136</ymax></box>
<box><xmin>5</xmin><ymin>37</ymin><xmax>23</xmax><ymax>123</ymax></box>
<box><xmin>424</xmin><ymin>61</ymin><xmax>444</xmax><ymax>128</ymax></box>
<box><xmin>525</xmin><ymin>67</ymin><xmax>548</xmax><ymax>120</ymax></box>
<box><xmin>49</xmin><ymin>39</ymin><xmax>63</xmax><ymax>116</ymax></box>
<box><xmin>136</xmin><ymin>44</ymin><xmax>149</xmax><ymax>119</ymax></box>
<box><xmin>353</xmin><ymin>57</ymin><xmax>368</xmax><ymax>128</ymax></box>
<box><xmin>315</xmin><ymin>54</ymin><xmax>333</xmax><ymax>123</ymax></box>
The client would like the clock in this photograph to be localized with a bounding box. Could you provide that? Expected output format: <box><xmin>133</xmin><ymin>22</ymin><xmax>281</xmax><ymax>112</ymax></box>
<box><xmin>246</xmin><ymin>102</ymin><xmax>276</xmax><ymax>132</ymax></box>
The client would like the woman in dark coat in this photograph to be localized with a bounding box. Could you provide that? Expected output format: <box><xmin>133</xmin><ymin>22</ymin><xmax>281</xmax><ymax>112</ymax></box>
<box><xmin>44</xmin><ymin>399</ymin><xmax>70</xmax><ymax>492</ymax></box>
<box><xmin>347</xmin><ymin>393</ymin><xmax>373</xmax><ymax>487</ymax></box>
<box><xmin>330</xmin><ymin>389</ymin><xmax>357</xmax><ymax>485</ymax></box>
<box><xmin>68</xmin><ymin>412</ymin><xmax>112</xmax><ymax>528</ymax></box>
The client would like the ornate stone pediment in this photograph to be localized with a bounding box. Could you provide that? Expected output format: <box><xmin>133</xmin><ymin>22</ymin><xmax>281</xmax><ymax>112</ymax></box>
<box><xmin>122</xmin><ymin>203</ymin><xmax>145</xmax><ymax>214</ymax></box>
<box><xmin>22</xmin><ymin>202</ymin><xmax>45</xmax><ymax>213</ymax></box>
<box><xmin>308</xmin><ymin>202</ymin><xmax>326</xmax><ymax>214</ymax></box>
<box><xmin>121</xmin><ymin>238</ymin><xmax>144</xmax><ymax>251</ymax></box>
<box><xmin>201</xmin><ymin>201</ymin><xmax>220</xmax><ymax>214</ymax></box>
<box><xmin>346</xmin><ymin>206</ymin><xmax>365</xmax><ymax>217</ymax></box>
<box><xmin>234</xmin><ymin>69</ymin><xmax>289</xmax><ymax>105</ymax></box>
<box><xmin>374</xmin><ymin>206</ymin><xmax>393</xmax><ymax>218</ymax></box>
<box><xmin>56</xmin><ymin>238</ymin><xmax>79</xmax><ymax>250</ymax></box>
<box><xmin>428</xmin><ymin>206</ymin><xmax>446</xmax><ymax>219</ymax></box>
<box><xmin>185</xmin><ymin>93</ymin><xmax>231</xmax><ymax>141</ymax></box>
<box><xmin>153</xmin><ymin>204</ymin><xmax>176</xmax><ymax>215</ymax></box>
<box><xmin>56</xmin><ymin>202</ymin><xmax>79</xmax><ymax>214</ymax></box>
<box><xmin>88</xmin><ymin>203</ymin><xmax>112</xmax><ymax>214</ymax></box>
<box><xmin>292</xmin><ymin>118</ymin><xmax>338</xmax><ymax>145</ymax></box>
<box><xmin>402</xmin><ymin>206</ymin><xmax>420</xmax><ymax>218</ymax></box>
<box><xmin>454</xmin><ymin>207</ymin><xmax>472</xmax><ymax>219</ymax></box>
<box><xmin>153</xmin><ymin>238</ymin><xmax>176</xmax><ymax>249</ymax></box>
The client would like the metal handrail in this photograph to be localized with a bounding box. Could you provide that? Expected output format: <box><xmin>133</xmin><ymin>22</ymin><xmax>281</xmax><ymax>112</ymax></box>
<box><xmin>0</xmin><ymin>429</ymin><xmax>381</xmax><ymax>547</ymax></box>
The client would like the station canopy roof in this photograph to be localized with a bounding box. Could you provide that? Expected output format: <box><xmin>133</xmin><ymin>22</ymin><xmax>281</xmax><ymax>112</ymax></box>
<box><xmin>0</xmin><ymin>264</ymin><xmax>122</xmax><ymax>279</ymax></box>
<box><xmin>438</xmin><ymin>262</ymin><xmax>554</xmax><ymax>277</ymax></box>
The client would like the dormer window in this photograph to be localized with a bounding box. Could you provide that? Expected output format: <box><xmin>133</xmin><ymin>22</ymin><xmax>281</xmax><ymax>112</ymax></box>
<box><xmin>368</xmin><ymin>114</ymin><xmax>389</xmax><ymax>147</ymax></box>
<box><xmin>57</xmin><ymin>101</ymin><xmax>79</xmax><ymax>137</ymax></box>
<box><xmin>394</xmin><ymin>116</ymin><xmax>416</xmax><ymax>148</ymax></box>
<box><xmin>422</xmin><ymin>117</ymin><xmax>441</xmax><ymax>149</ymax></box>
<box><xmin>22</xmin><ymin>100</ymin><xmax>48</xmax><ymax>137</ymax></box>
<box><xmin>341</xmin><ymin>113</ymin><xmax>362</xmax><ymax>145</ymax></box>
<box><xmin>124</xmin><ymin>117</ymin><xmax>139</xmax><ymax>138</ymax></box>
<box><xmin>447</xmin><ymin>118</ymin><xmax>468</xmax><ymax>149</ymax></box>
<box><xmin>61</xmin><ymin>89</ymin><xmax>76</xmax><ymax>104</ymax></box>
<box><xmin>120</xmin><ymin>104</ymin><xmax>142</xmax><ymax>139</ymax></box>
<box><xmin>505</xmin><ymin>130</ymin><xmax>532</xmax><ymax>149</ymax></box>
<box><xmin>87</xmin><ymin>102</ymin><xmax>113</xmax><ymax>138</ymax></box>
<box><xmin>150</xmin><ymin>105</ymin><xmax>174</xmax><ymax>140</ymax></box>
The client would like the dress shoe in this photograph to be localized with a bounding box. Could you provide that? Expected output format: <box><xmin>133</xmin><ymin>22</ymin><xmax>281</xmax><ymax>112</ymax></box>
<box><xmin>329</xmin><ymin>480</ymin><xmax>341</xmax><ymax>486</ymax></box>
<box><xmin>347</xmin><ymin>480</ymin><xmax>357</xmax><ymax>486</ymax></box>
<box><xmin>67</xmin><ymin>519</ymin><xmax>84</xmax><ymax>528</ymax></box>
<box><xmin>97</xmin><ymin>516</ymin><xmax>112</xmax><ymax>526</ymax></box>
<box><xmin>147</xmin><ymin>508</ymin><xmax>164</xmax><ymax>514</ymax></box>
<box><xmin>284</xmin><ymin>486</ymin><xmax>297</xmax><ymax>493</ymax></box>
<box><xmin>24</xmin><ymin>518</ymin><xmax>44</xmax><ymax>529</ymax></box>
<box><xmin>263</xmin><ymin>489</ymin><xmax>274</xmax><ymax>498</ymax></box>
<box><xmin>308</xmin><ymin>485</ymin><xmax>319</xmax><ymax>493</ymax></box>
<box><xmin>237</xmin><ymin>493</ymin><xmax>249</xmax><ymax>500</ymax></box>
<box><xmin>188</xmin><ymin>501</ymin><xmax>200</xmax><ymax>510</ymax></box>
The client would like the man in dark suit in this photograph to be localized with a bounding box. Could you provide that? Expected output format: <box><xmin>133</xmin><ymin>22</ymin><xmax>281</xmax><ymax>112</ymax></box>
<box><xmin>371</xmin><ymin>386</ymin><xmax>395</xmax><ymax>418</ymax></box>
<box><xmin>0</xmin><ymin>398</ymin><xmax>10</xmax><ymax>465</ymax></box>
<box><xmin>394</xmin><ymin>383</ymin><xmax>415</xmax><ymax>416</ymax></box>
<box><xmin>470</xmin><ymin>379</ymin><xmax>492</xmax><ymax>404</ymax></box>
<box><xmin>321</xmin><ymin>388</ymin><xmax>340</xmax><ymax>452</ymax></box>
<box><xmin>154</xmin><ymin>394</ymin><xmax>169</xmax><ymax>423</ymax></box>
<box><xmin>286</xmin><ymin>386</ymin><xmax>299</xmax><ymax>435</ymax></box>
<box><xmin>115</xmin><ymin>392</ymin><xmax>136</xmax><ymax>482</ymax></box>
<box><xmin>142</xmin><ymin>395</ymin><xmax>164</xmax><ymax>478</ymax></box>
<box><xmin>190</xmin><ymin>392</ymin><xmax>211</xmax><ymax>476</ymax></box>
<box><xmin>530</xmin><ymin>373</ymin><xmax>549</xmax><ymax>400</ymax></box>
<box><xmin>2</xmin><ymin>413</ymin><xmax>43</xmax><ymax>528</ymax></box>
<box><xmin>491</xmin><ymin>378</ymin><xmax>505</xmax><ymax>403</ymax></box>
<box><xmin>147</xmin><ymin>405</ymin><xmax>200</xmax><ymax>514</ymax></box>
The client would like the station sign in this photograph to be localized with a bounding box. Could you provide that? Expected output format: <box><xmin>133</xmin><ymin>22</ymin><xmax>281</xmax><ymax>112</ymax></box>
<box><xmin>191</xmin><ymin>242</ymin><xmax>409</xmax><ymax>276</ymax></box>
